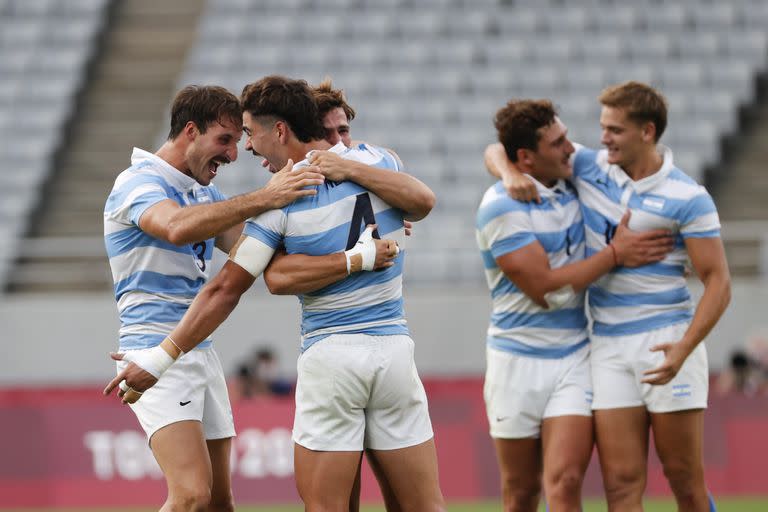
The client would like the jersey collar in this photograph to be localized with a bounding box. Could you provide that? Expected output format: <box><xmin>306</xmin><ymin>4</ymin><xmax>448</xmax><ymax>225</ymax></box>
<box><xmin>300</xmin><ymin>142</ymin><xmax>348</xmax><ymax>167</ymax></box>
<box><xmin>520</xmin><ymin>173</ymin><xmax>569</xmax><ymax>199</ymax></box>
<box><xmin>603</xmin><ymin>145</ymin><xmax>675</xmax><ymax>194</ymax></box>
<box><xmin>131</xmin><ymin>147</ymin><xmax>198</xmax><ymax>193</ymax></box>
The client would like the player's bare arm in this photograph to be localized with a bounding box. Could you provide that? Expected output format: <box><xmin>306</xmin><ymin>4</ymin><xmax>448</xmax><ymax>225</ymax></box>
<box><xmin>643</xmin><ymin>237</ymin><xmax>731</xmax><ymax>385</ymax></box>
<box><xmin>308</xmin><ymin>150</ymin><xmax>435</xmax><ymax>221</ymax></box>
<box><xmin>264</xmin><ymin>234</ymin><xmax>400</xmax><ymax>295</ymax></box>
<box><xmin>104</xmin><ymin>226</ymin><xmax>392</xmax><ymax>401</ymax></box>
<box><xmin>496</xmin><ymin>211</ymin><xmax>674</xmax><ymax>308</ymax></box>
<box><xmin>214</xmin><ymin>222</ymin><xmax>245</xmax><ymax>253</ymax></box>
<box><xmin>484</xmin><ymin>142</ymin><xmax>541</xmax><ymax>203</ymax></box>
<box><xmin>139</xmin><ymin>159</ymin><xmax>324</xmax><ymax>246</ymax></box>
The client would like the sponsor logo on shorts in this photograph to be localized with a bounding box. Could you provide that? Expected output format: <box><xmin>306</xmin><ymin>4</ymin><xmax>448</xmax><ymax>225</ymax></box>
<box><xmin>179</xmin><ymin>401</ymin><xmax>191</xmax><ymax>406</ymax></box>
<box><xmin>495</xmin><ymin>416</ymin><xmax>510</xmax><ymax>422</ymax></box>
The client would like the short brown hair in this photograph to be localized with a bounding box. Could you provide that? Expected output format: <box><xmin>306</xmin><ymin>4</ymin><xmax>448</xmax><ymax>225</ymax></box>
<box><xmin>313</xmin><ymin>78</ymin><xmax>356</xmax><ymax>121</ymax></box>
<box><xmin>167</xmin><ymin>85</ymin><xmax>242</xmax><ymax>140</ymax></box>
<box><xmin>240</xmin><ymin>75</ymin><xmax>325</xmax><ymax>143</ymax></box>
<box><xmin>599</xmin><ymin>81</ymin><xmax>668</xmax><ymax>142</ymax></box>
<box><xmin>494</xmin><ymin>99</ymin><xmax>557</xmax><ymax>162</ymax></box>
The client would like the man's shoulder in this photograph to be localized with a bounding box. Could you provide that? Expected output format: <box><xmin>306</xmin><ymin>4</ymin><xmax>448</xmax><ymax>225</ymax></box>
<box><xmin>477</xmin><ymin>183</ymin><xmax>531</xmax><ymax>227</ymax></box>
<box><xmin>112</xmin><ymin>161</ymin><xmax>168</xmax><ymax>191</ymax></box>
<box><xmin>343</xmin><ymin>143</ymin><xmax>399</xmax><ymax>170</ymax></box>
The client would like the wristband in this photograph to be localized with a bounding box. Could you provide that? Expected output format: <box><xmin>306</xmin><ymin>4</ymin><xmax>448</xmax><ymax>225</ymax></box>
<box><xmin>609</xmin><ymin>244</ymin><xmax>620</xmax><ymax>266</ymax></box>
<box><xmin>344</xmin><ymin>226</ymin><xmax>377</xmax><ymax>274</ymax></box>
<box><xmin>122</xmin><ymin>343</ymin><xmax>177</xmax><ymax>379</ymax></box>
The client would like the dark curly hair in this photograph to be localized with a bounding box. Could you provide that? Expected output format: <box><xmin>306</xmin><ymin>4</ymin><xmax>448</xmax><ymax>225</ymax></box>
<box><xmin>494</xmin><ymin>99</ymin><xmax>557</xmax><ymax>162</ymax></box>
<box><xmin>167</xmin><ymin>85</ymin><xmax>241</xmax><ymax>140</ymax></box>
<box><xmin>240</xmin><ymin>75</ymin><xmax>326</xmax><ymax>143</ymax></box>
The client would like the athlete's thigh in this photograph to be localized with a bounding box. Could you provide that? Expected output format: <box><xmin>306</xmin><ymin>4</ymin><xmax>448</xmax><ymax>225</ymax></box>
<box><xmin>650</xmin><ymin>409</ymin><xmax>705</xmax><ymax>474</ymax></box>
<box><xmin>294</xmin><ymin>443</ymin><xmax>361</xmax><ymax>510</ymax></box>
<box><xmin>541</xmin><ymin>415</ymin><xmax>593</xmax><ymax>481</ymax></box>
<box><xmin>367</xmin><ymin>439</ymin><xmax>445</xmax><ymax>511</ymax></box>
<box><xmin>207</xmin><ymin>437</ymin><xmax>234</xmax><ymax>506</ymax></box>
<box><xmin>349</xmin><ymin>459</ymin><xmax>362</xmax><ymax>512</ymax></box>
<box><xmin>594</xmin><ymin>407</ymin><xmax>650</xmax><ymax>484</ymax></box>
<box><xmin>493</xmin><ymin>437</ymin><xmax>542</xmax><ymax>491</ymax></box>
<box><xmin>151</xmin><ymin>420</ymin><xmax>212</xmax><ymax>491</ymax></box>
<box><xmin>366</xmin><ymin>449</ymin><xmax>402</xmax><ymax>512</ymax></box>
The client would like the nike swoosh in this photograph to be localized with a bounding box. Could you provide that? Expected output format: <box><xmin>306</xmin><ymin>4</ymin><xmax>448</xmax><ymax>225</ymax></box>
<box><xmin>495</xmin><ymin>416</ymin><xmax>510</xmax><ymax>422</ymax></box>
<box><xmin>179</xmin><ymin>401</ymin><xmax>191</xmax><ymax>406</ymax></box>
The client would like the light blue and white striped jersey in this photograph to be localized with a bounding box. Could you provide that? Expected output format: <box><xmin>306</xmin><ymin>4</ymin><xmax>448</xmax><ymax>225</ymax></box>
<box><xmin>242</xmin><ymin>142</ymin><xmax>407</xmax><ymax>352</ymax></box>
<box><xmin>572</xmin><ymin>144</ymin><xmax>721</xmax><ymax>337</ymax></box>
<box><xmin>476</xmin><ymin>177</ymin><xmax>589</xmax><ymax>358</ymax></box>
<box><xmin>104</xmin><ymin>148</ymin><xmax>226</xmax><ymax>350</ymax></box>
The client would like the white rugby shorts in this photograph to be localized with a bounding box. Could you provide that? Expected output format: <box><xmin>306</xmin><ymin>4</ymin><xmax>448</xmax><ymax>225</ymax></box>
<box><xmin>591</xmin><ymin>321</ymin><xmax>708</xmax><ymax>413</ymax></box>
<box><xmin>116</xmin><ymin>346</ymin><xmax>235</xmax><ymax>441</ymax></box>
<box><xmin>484</xmin><ymin>343</ymin><xmax>593</xmax><ymax>439</ymax></box>
<box><xmin>293</xmin><ymin>333</ymin><xmax>434</xmax><ymax>451</ymax></box>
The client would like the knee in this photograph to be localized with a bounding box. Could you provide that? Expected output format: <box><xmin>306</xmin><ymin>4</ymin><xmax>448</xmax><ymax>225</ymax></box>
<box><xmin>167</xmin><ymin>486</ymin><xmax>211</xmax><ymax>512</ymax></box>
<box><xmin>662</xmin><ymin>460</ymin><xmax>703</xmax><ymax>499</ymax></box>
<box><xmin>602</xmin><ymin>465</ymin><xmax>645</xmax><ymax>504</ymax></box>
<box><xmin>545</xmin><ymin>467</ymin><xmax>584</xmax><ymax>501</ymax></box>
<box><xmin>501</xmin><ymin>475</ymin><xmax>540</xmax><ymax>511</ymax></box>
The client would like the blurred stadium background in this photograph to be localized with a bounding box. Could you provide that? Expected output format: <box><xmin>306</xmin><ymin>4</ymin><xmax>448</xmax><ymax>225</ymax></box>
<box><xmin>1</xmin><ymin>0</ymin><xmax>768</xmax><ymax>509</ymax></box>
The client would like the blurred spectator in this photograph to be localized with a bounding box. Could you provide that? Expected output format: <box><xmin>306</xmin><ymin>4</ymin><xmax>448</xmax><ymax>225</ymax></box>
<box><xmin>716</xmin><ymin>350</ymin><xmax>761</xmax><ymax>395</ymax></box>
<box><xmin>231</xmin><ymin>347</ymin><xmax>293</xmax><ymax>400</ymax></box>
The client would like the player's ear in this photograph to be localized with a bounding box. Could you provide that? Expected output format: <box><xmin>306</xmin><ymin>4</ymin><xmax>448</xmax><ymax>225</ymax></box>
<box><xmin>275</xmin><ymin>120</ymin><xmax>290</xmax><ymax>144</ymax></box>
<box><xmin>518</xmin><ymin>148</ymin><xmax>534</xmax><ymax>167</ymax></box>
<box><xmin>641</xmin><ymin>121</ymin><xmax>656</xmax><ymax>143</ymax></box>
<box><xmin>183</xmin><ymin>121</ymin><xmax>199</xmax><ymax>141</ymax></box>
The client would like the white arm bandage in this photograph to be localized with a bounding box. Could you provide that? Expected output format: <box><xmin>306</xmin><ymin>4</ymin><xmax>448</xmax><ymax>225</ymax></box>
<box><xmin>344</xmin><ymin>226</ymin><xmax>378</xmax><ymax>274</ymax></box>
<box><xmin>230</xmin><ymin>236</ymin><xmax>276</xmax><ymax>278</ymax></box>
<box><xmin>543</xmin><ymin>285</ymin><xmax>577</xmax><ymax>309</ymax></box>
<box><xmin>121</xmin><ymin>345</ymin><xmax>176</xmax><ymax>379</ymax></box>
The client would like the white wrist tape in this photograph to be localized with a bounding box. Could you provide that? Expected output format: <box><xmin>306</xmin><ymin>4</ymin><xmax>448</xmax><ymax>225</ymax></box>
<box><xmin>344</xmin><ymin>226</ymin><xmax>377</xmax><ymax>274</ymax></box>
<box><xmin>122</xmin><ymin>344</ymin><xmax>176</xmax><ymax>379</ymax></box>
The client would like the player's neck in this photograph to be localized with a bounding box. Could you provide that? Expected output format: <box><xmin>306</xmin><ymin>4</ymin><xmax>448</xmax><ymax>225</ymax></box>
<box><xmin>290</xmin><ymin>139</ymin><xmax>332</xmax><ymax>162</ymax></box>
<box><xmin>155</xmin><ymin>141</ymin><xmax>189</xmax><ymax>174</ymax></box>
<box><xmin>522</xmin><ymin>164</ymin><xmax>556</xmax><ymax>188</ymax></box>
<box><xmin>622</xmin><ymin>146</ymin><xmax>663</xmax><ymax>182</ymax></box>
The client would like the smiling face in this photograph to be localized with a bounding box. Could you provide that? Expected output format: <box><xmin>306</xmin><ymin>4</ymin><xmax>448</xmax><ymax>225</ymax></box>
<box><xmin>322</xmin><ymin>107</ymin><xmax>352</xmax><ymax>147</ymax></box>
<box><xmin>599</xmin><ymin>105</ymin><xmax>654</xmax><ymax>169</ymax></box>
<box><xmin>184</xmin><ymin>116</ymin><xmax>241</xmax><ymax>186</ymax></box>
<box><xmin>522</xmin><ymin>116</ymin><xmax>575</xmax><ymax>184</ymax></box>
<box><xmin>242</xmin><ymin>111</ymin><xmax>285</xmax><ymax>172</ymax></box>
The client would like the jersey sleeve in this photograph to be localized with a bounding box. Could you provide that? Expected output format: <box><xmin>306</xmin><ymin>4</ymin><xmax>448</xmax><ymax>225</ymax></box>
<box><xmin>679</xmin><ymin>188</ymin><xmax>721</xmax><ymax>238</ymax></box>
<box><xmin>242</xmin><ymin>208</ymin><xmax>288</xmax><ymax>249</ymax></box>
<box><xmin>477</xmin><ymin>197</ymin><xmax>536</xmax><ymax>259</ymax></box>
<box><xmin>570</xmin><ymin>143</ymin><xmax>593</xmax><ymax>179</ymax></box>
<box><xmin>116</xmin><ymin>174</ymin><xmax>170</xmax><ymax>226</ymax></box>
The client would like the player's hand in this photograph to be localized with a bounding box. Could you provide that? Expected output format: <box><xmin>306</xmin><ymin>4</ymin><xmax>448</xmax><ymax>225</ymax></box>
<box><xmin>611</xmin><ymin>211</ymin><xmax>675</xmax><ymax>267</ymax></box>
<box><xmin>642</xmin><ymin>340</ymin><xmax>692</xmax><ymax>386</ymax></box>
<box><xmin>103</xmin><ymin>353</ymin><xmax>158</xmax><ymax>404</ymax></box>
<box><xmin>262</xmin><ymin>159</ymin><xmax>325</xmax><ymax>209</ymax></box>
<box><xmin>502</xmin><ymin>170</ymin><xmax>540</xmax><ymax>203</ymax></box>
<box><xmin>404</xmin><ymin>220</ymin><xmax>413</xmax><ymax>237</ymax></box>
<box><xmin>372</xmin><ymin>237</ymin><xmax>399</xmax><ymax>270</ymax></box>
<box><xmin>308</xmin><ymin>150</ymin><xmax>351</xmax><ymax>182</ymax></box>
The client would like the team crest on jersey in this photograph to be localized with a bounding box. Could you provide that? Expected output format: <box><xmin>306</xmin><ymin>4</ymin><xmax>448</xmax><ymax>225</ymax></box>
<box><xmin>642</xmin><ymin>197</ymin><xmax>665</xmax><ymax>211</ymax></box>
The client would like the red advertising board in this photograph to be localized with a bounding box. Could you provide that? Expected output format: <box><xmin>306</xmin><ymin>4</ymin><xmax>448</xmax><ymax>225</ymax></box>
<box><xmin>0</xmin><ymin>379</ymin><xmax>766</xmax><ymax>507</ymax></box>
